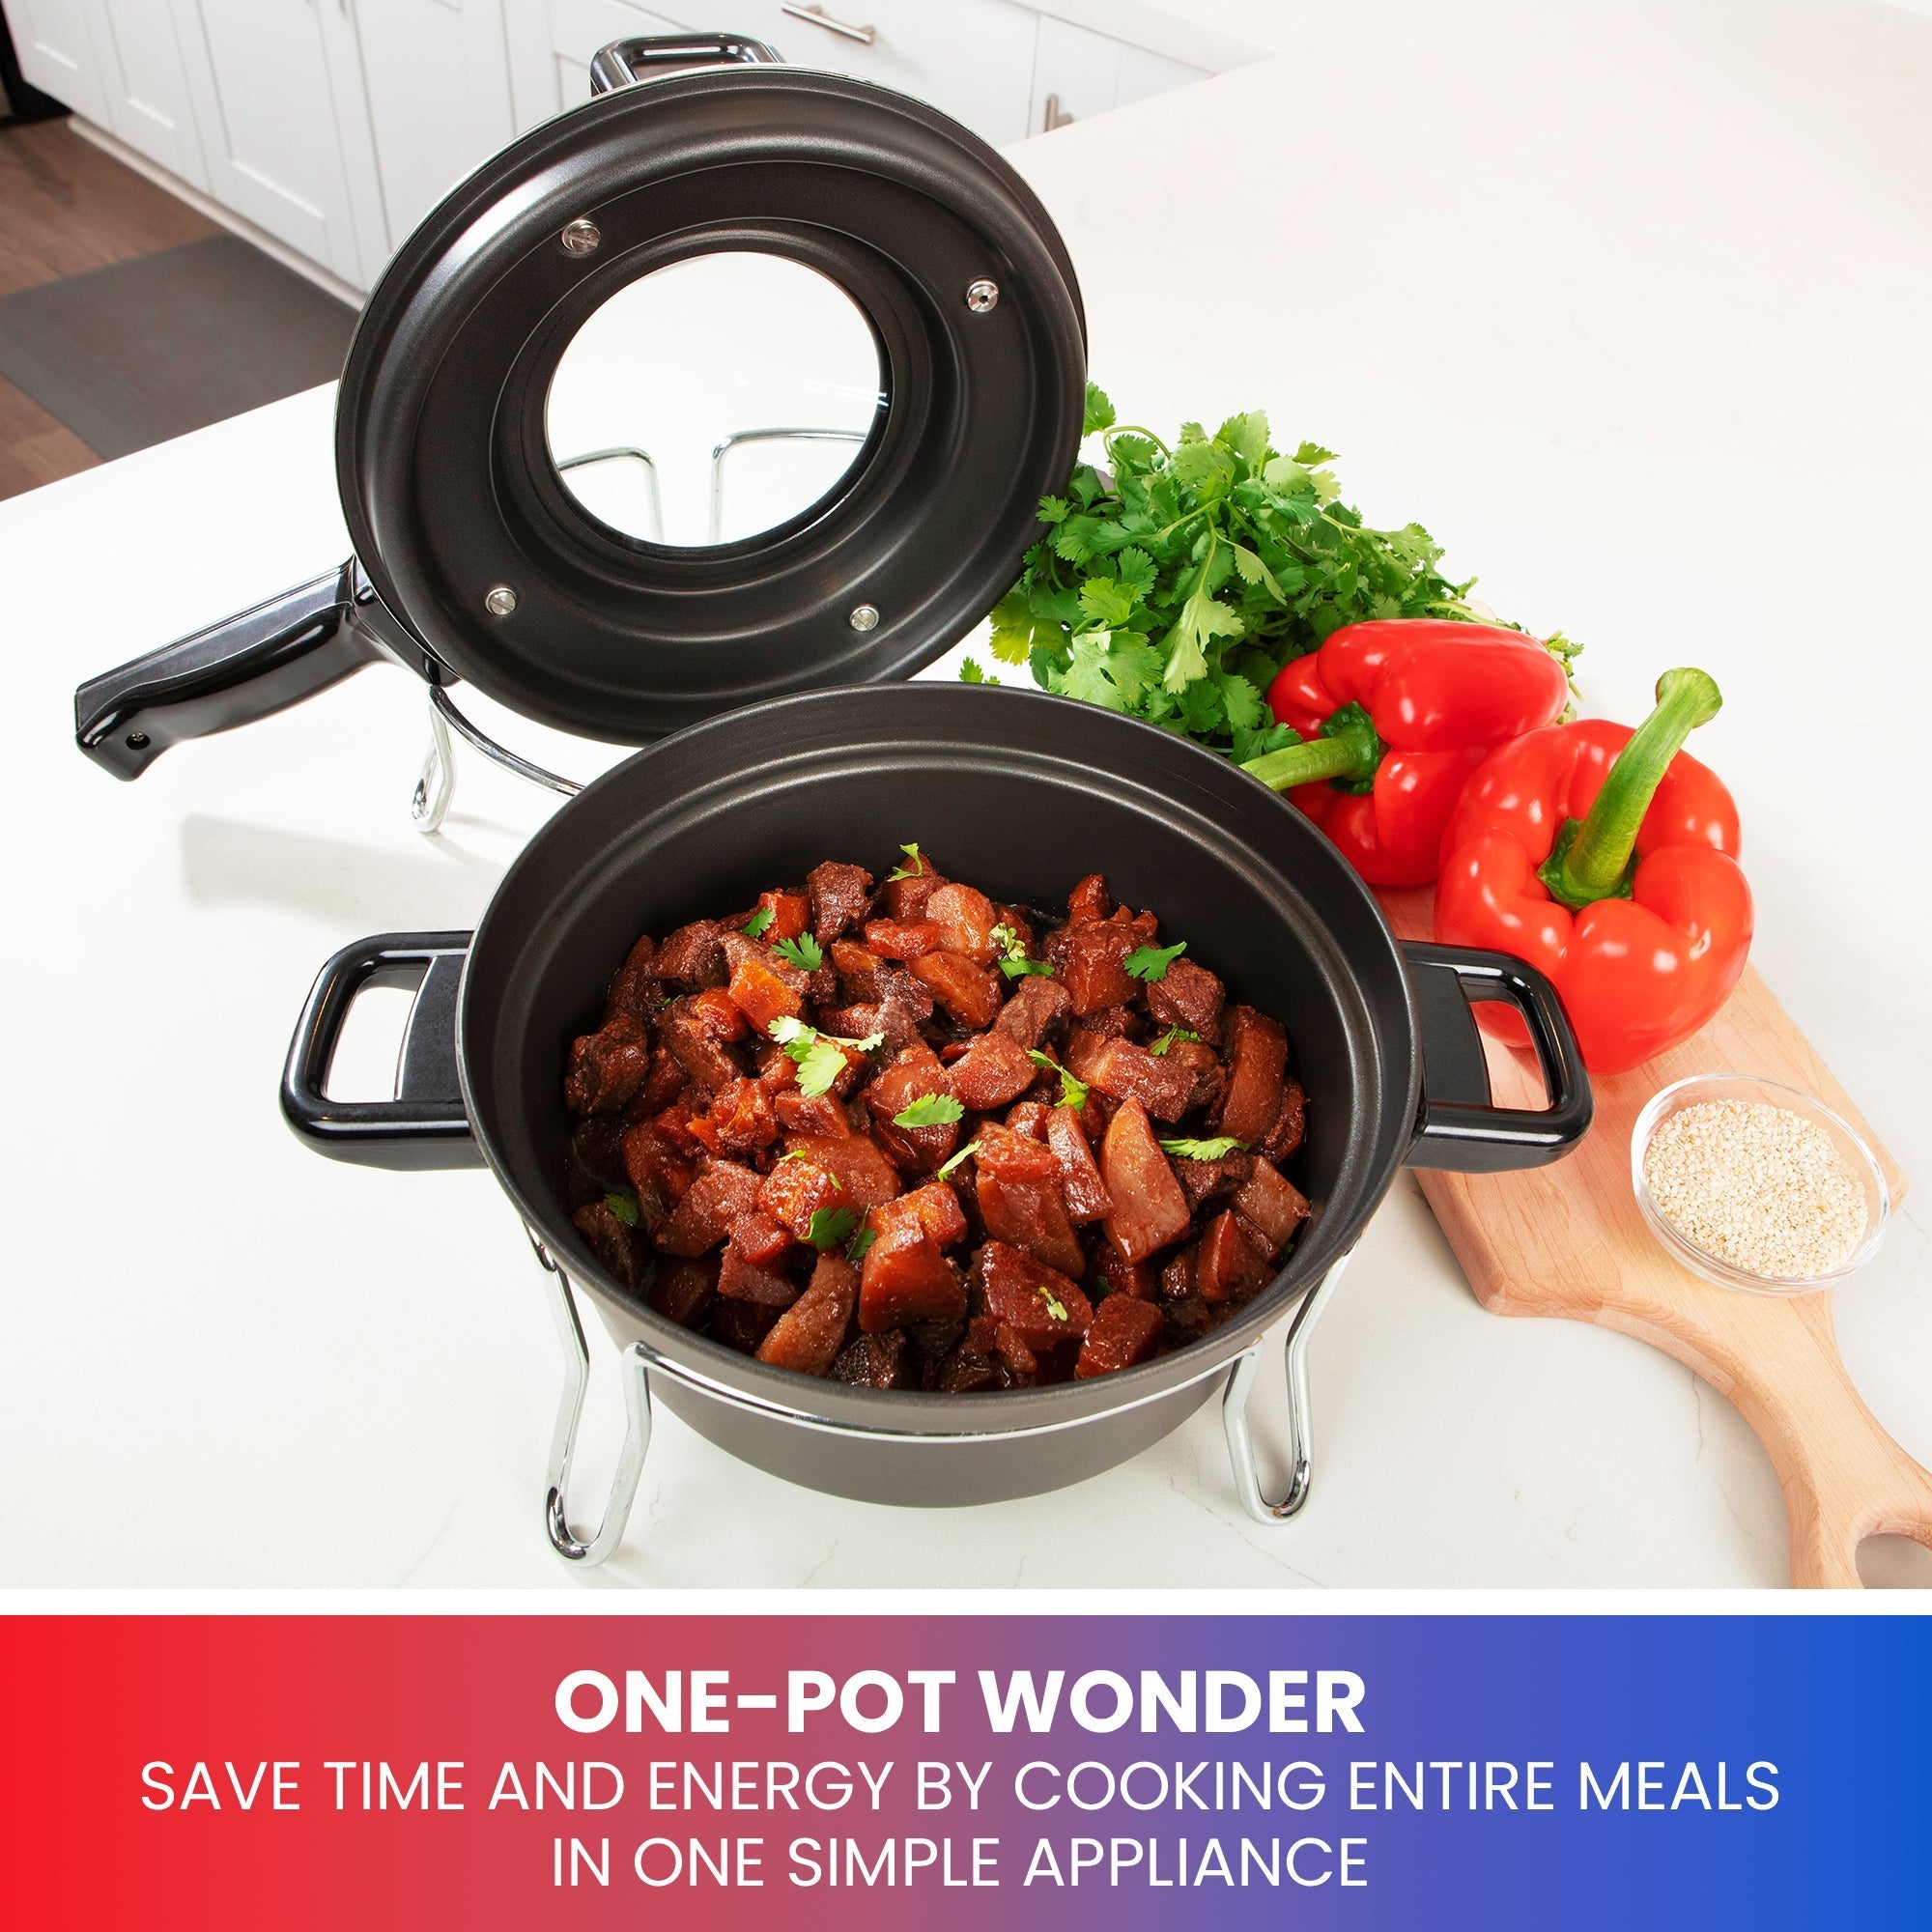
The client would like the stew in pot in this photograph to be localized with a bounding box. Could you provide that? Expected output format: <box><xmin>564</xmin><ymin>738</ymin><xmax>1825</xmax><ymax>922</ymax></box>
<box><xmin>561</xmin><ymin>851</ymin><xmax>1311</xmax><ymax>1391</ymax></box>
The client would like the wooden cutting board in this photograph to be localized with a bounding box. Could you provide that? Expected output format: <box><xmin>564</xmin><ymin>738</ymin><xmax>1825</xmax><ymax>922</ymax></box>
<box><xmin>1378</xmin><ymin>887</ymin><xmax>1926</xmax><ymax>1588</ymax></box>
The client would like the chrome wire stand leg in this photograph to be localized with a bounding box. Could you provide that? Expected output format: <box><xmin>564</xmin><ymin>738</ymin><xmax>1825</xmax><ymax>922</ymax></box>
<box><xmin>410</xmin><ymin>686</ymin><xmax>582</xmax><ymax>838</ymax></box>
<box><xmin>411</xmin><ymin>689</ymin><xmax>456</xmax><ymax>834</ymax></box>
<box><xmin>1222</xmin><ymin>1249</ymin><xmax>1354</xmax><ymax>1524</ymax></box>
<box><xmin>530</xmin><ymin>1234</ymin><xmax>653</xmax><ymax>1565</ymax></box>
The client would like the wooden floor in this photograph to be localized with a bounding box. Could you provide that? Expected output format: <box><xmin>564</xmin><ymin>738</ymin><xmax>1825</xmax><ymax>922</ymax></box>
<box><xmin>0</xmin><ymin>117</ymin><xmax>219</xmax><ymax>500</ymax></box>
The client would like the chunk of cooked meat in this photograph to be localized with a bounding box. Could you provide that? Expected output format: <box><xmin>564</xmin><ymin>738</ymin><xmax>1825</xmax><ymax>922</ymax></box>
<box><xmin>1088</xmin><ymin>1245</ymin><xmax>1154</xmax><ymax>1301</ymax></box>
<box><xmin>877</xmin><ymin>854</ymin><xmax>946</xmax><ymax>922</ymax></box>
<box><xmin>756</xmin><ymin>1156</ymin><xmax>848</xmax><ymax>1240</ymax></box>
<box><xmin>774</xmin><ymin>1090</ymin><xmax>849</xmax><ymax>1137</ymax></box>
<box><xmin>829</xmin><ymin>940</ymin><xmax>886</xmax><ymax>999</ymax></box>
<box><xmin>1214</xmin><ymin>1005</ymin><xmax>1289</xmax><ymax>1146</ymax></box>
<box><xmin>927</xmin><ymin>1337</ymin><xmax>1000</xmax><ymax>1393</ymax></box>
<box><xmin>711</xmin><ymin>1296</ymin><xmax>781</xmax><ymax>1353</ymax></box>
<box><xmin>1171</xmin><ymin>1148</ymin><xmax>1254</xmax><ymax>1211</ymax></box>
<box><xmin>656</xmin><ymin>919</ymin><xmax>727</xmax><ymax>989</ymax></box>
<box><xmin>974</xmin><ymin>1123</ymin><xmax>1085</xmax><ymax>1277</ymax></box>
<box><xmin>603</xmin><ymin>932</ymin><xmax>662</xmax><ymax>1024</ymax></box>
<box><xmin>1160</xmin><ymin>1037</ymin><xmax>1225</xmax><ymax>1117</ymax></box>
<box><xmin>621</xmin><ymin>1045</ymin><xmax>690</xmax><ymax>1124</ymax></box>
<box><xmin>655</xmin><ymin>1157</ymin><xmax>762</xmax><ymax>1257</ymax></box>
<box><xmin>864</xmin><ymin>1039</ymin><xmax>953</xmax><ymax>1132</ymax></box>
<box><xmin>719</xmin><ymin>1211</ymin><xmax>801</xmax><ymax>1306</ymax></box>
<box><xmin>924</xmin><ymin>882</ymin><xmax>1002</xmax><ymax>965</ymax></box>
<box><xmin>990</xmin><ymin>973</ymin><xmax>1070</xmax><ymax>1050</ymax></box>
<box><xmin>783</xmin><ymin>1131</ymin><xmax>901</xmax><ymax>1207</ymax></box>
<box><xmin>1075</xmin><ymin>1293</ymin><xmax>1164</xmax><ymax>1378</ymax></box>
<box><xmin>1100</xmin><ymin>1098</ymin><xmax>1192</xmax><ymax>1264</ymax></box>
<box><xmin>1144</xmin><ymin>954</ymin><xmax>1226</xmax><ymax>1039</ymax></box>
<box><xmin>1259</xmin><ymin>1077</ymin><xmax>1308</xmax><ymax>1163</ymax></box>
<box><xmin>687</xmin><ymin>1076</ymin><xmax>779</xmax><ymax>1159</ymax></box>
<box><xmin>858</xmin><ymin>1183</ymin><xmax>968</xmax><ymax>1332</ymax></box>
<box><xmin>863</xmin><ymin>918</ymin><xmax>944</xmax><ymax>960</ymax></box>
<box><xmin>564</xmin><ymin>1015</ymin><xmax>652</xmax><ymax>1115</ymax></box>
<box><xmin>808</xmin><ymin>862</ymin><xmax>875</xmax><ymax>946</ymax></box>
<box><xmin>1193</xmin><ymin>1209</ymin><xmax>1274</xmax><ymax>1303</ymax></box>
<box><xmin>649</xmin><ymin>1255</ymin><xmax>718</xmax><ymax>1328</ymax></box>
<box><xmin>661</xmin><ymin>995</ymin><xmax>746</xmax><ymax>1094</ymax></box>
<box><xmin>821</xmin><ymin>962</ymin><xmax>935</xmax><ymax>1053</ymax></box>
<box><xmin>1063</xmin><ymin>1031</ymin><xmax>1195</xmax><ymax>1122</ymax></box>
<box><xmin>756</xmin><ymin>1253</ymin><xmax>860</xmax><ymax>1376</ymax></box>
<box><xmin>974</xmin><ymin>1240</ymin><xmax>1092</xmax><ymax>1350</ymax></box>
<box><xmin>830</xmin><ymin>1328</ymin><xmax>914</xmax><ymax>1389</ymax></box>
<box><xmin>572</xmin><ymin>1199</ymin><xmax>643</xmax><ymax>1291</ymax></box>
<box><xmin>1232</xmin><ymin>1156</ymin><xmax>1311</xmax><ymax>1257</ymax></box>
<box><xmin>569</xmin><ymin>1116</ymin><xmax>630</xmax><ymax>1198</ymax></box>
<box><xmin>621</xmin><ymin>1112</ymin><xmax>698</xmax><ymax>1224</ymax></box>
<box><xmin>1044</xmin><ymin>913</ymin><xmax>1149</xmax><ymax>1016</ymax></box>
<box><xmin>1065</xmin><ymin>873</ymin><xmax>1111</xmax><ymax>923</ymax></box>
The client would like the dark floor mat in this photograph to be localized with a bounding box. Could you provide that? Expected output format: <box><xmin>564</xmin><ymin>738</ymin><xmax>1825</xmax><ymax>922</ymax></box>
<box><xmin>0</xmin><ymin>232</ymin><xmax>355</xmax><ymax>459</ymax></box>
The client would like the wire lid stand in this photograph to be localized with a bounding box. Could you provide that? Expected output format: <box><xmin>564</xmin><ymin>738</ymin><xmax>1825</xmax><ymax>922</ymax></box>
<box><xmin>410</xmin><ymin>430</ymin><xmax>866</xmax><ymax>834</ymax></box>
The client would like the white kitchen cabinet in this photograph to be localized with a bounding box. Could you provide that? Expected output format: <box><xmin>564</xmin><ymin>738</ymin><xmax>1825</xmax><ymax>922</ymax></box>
<box><xmin>8</xmin><ymin>0</ymin><xmax>115</xmax><ymax>123</ymax></box>
<box><xmin>75</xmin><ymin>0</ymin><xmax>206</xmax><ymax>185</ymax></box>
<box><xmin>732</xmin><ymin>0</ymin><xmax>1043</xmax><ymax>147</ymax></box>
<box><xmin>547</xmin><ymin>0</ymin><xmax>688</xmax><ymax>108</ymax></box>
<box><xmin>1029</xmin><ymin>13</ymin><xmax>1208</xmax><ymax>140</ymax></box>
<box><xmin>351</xmin><ymin>0</ymin><xmax>518</xmax><ymax>244</ymax></box>
<box><xmin>8</xmin><ymin>0</ymin><xmax>1216</xmax><ymax>293</ymax></box>
<box><xmin>166</xmin><ymin>0</ymin><xmax>363</xmax><ymax>281</ymax></box>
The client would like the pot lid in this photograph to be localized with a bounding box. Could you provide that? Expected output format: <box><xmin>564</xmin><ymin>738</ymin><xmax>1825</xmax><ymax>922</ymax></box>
<box><xmin>334</xmin><ymin>40</ymin><xmax>1088</xmax><ymax>744</ymax></box>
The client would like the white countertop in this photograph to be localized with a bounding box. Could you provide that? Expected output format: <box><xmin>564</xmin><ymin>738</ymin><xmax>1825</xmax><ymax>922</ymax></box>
<box><xmin>3</xmin><ymin>0</ymin><xmax>1929</xmax><ymax>1591</ymax></box>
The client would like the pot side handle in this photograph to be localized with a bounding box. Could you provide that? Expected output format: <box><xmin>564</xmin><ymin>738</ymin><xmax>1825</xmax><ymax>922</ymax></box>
<box><xmin>1401</xmin><ymin>942</ymin><xmax>1592</xmax><ymax>1173</ymax></box>
<box><xmin>73</xmin><ymin>560</ymin><xmax>412</xmax><ymax>781</ymax></box>
<box><xmin>588</xmin><ymin>32</ymin><xmax>781</xmax><ymax>94</ymax></box>
<box><xmin>280</xmin><ymin>932</ymin><xmax>484</xmax><ymax>1171</ymax></box>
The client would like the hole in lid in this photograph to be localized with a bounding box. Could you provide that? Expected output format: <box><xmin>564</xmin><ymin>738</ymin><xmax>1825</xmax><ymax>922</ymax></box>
<box><xmin>324</xmin><ymin>982</ymin><xmax>418</xmax><ymax>1102</ymax></box>
<box><xmin>546</xmin><ymin>252</ymin><xmax>885</xmax><ymax>549</ymax></box>
<box><xmin>1855</xmin><ymin>1533</ymin><xmax>1932</xmax><ymax>1588</ymax></box>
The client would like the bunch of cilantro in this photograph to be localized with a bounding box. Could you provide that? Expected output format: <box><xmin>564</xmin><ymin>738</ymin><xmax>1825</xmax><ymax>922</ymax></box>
<box><xmin>965</xmin><ymin>384</ymin><xmax>1576</xmax><ymax>762</ymax></box>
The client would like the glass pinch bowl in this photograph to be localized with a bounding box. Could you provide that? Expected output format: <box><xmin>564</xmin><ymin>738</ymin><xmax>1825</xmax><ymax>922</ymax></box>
<box><xmin>1630</xmin><ymin>1074</ymin><xmax>1890</xmax><ymax>1297</ymax></box>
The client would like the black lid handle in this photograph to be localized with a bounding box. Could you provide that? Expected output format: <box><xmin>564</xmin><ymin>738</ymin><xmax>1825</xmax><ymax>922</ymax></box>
<box><xmin>73</xmin><ymin>560</ymin><xmax>405</xmax><ymax>781</ymax></box>
<box><xmin>281</xmin><ymin>933</ymin><xmax>483</xmax><ymax>1171</ymax></box>
<box><xmin>1402</xmin><ymin>941</ymin><xmax>1592</xmax><ymax>1172</ymax></box>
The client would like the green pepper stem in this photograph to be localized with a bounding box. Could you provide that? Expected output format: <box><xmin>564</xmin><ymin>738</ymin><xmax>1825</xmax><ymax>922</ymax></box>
<box><xmin>1241</xmin><ymin>736</ymin><xmax>1364</xmax><ymax>791</ymax></box>
<box><xmin>1241</xmin><ymin>699</ymin><xmax>1385</xmax><ymax>795</ymax></box>
<box><xmin>1553</xmin><ymin>668</ymin><xmax>1721</xmax><ymax>904</ymax></box>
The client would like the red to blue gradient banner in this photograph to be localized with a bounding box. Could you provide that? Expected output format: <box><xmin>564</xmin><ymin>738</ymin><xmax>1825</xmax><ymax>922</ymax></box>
<box><xmin>3</xmin><ymin>1611</ymin><xmax>1926</xmax><ymax>1929</ymax></box>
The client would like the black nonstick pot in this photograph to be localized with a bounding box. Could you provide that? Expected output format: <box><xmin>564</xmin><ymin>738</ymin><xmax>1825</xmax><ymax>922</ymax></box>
<box><xmin>280</xmin><ymin>684</ymin><xmax>1589</xmax><ymax>1520</ymax></box>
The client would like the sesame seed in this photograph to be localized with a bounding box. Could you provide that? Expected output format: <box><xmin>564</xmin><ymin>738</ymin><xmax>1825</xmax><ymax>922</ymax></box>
<box><xmin>1642</xmin><ymin>1099</ymin><xmax>1867</xmax><ymax>1280</ymax></box>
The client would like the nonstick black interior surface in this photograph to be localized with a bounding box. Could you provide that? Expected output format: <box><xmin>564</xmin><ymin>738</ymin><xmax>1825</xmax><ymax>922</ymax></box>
<box><xmin>458</xmin><ymin>684</ymin><xmax>1422</xmax><ymax>1443</ymax></box>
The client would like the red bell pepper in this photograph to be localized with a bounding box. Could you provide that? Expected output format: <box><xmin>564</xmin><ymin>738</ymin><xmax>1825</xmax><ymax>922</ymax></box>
<box><xmin>1245</xmin><ymin>619</ymin><xmax>1571</xmax><ymax>885</ymax></box>
<box><xmin>1434</xmin><ymin>668</ymin><xmax>1752</xmax><ymax>1074</ymax></box>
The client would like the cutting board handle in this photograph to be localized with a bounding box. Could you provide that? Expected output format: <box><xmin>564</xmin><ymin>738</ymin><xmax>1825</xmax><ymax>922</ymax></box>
<box><xmin>1603</xmin><ymin>1287</ymin><xmax>1932</xmax><ymax>1587</ymax></box>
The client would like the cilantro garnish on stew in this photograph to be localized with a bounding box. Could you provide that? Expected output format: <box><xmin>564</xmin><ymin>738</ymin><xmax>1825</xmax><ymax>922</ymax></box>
<box><xmin>1124</xmin><ymin>940</ymin><xmax>1186</xmax><ymax>981</ymax></box>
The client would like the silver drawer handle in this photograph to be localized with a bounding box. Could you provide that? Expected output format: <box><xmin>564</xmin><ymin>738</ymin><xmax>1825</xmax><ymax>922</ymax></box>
<box><xmin>781</xmin><ymin>3</ymin><xmax>876</xmax><ymax>46</ymax></box>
